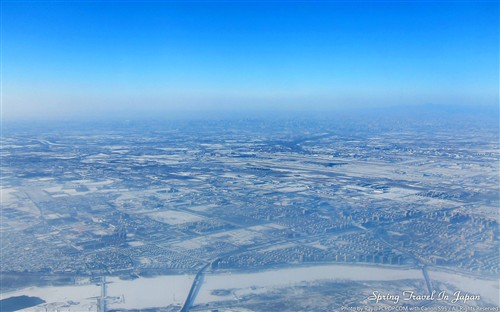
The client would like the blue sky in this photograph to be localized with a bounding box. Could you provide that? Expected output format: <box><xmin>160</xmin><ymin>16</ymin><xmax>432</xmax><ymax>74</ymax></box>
<box><xmin>2</xmin><ymin>1</ymin><xmax>499</xmax><ymax>120</ymax></box>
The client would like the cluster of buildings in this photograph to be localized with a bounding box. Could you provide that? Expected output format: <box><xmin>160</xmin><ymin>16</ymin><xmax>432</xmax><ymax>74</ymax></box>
<box><xmin>0</xmin><ymin>118</ymin><xmax>498</xmax><ymax>290</ymax></box>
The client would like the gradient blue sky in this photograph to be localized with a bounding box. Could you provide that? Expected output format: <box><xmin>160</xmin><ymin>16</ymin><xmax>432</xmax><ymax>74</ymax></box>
<box><xmin>2</xmin><ymin>1</ymin><xmax>499</xmax><ymax>120</ymax></box>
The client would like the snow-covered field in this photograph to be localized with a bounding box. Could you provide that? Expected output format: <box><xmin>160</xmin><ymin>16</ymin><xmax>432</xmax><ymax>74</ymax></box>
<box><xmin>0</xmin><ymin>188</ymin><xmax>17</xmax><ymax>203</ymax></box>
<box><xmin>147</xmin><ymin>210</ymin><xmax>204</xmax><ymax>225</ymax></box>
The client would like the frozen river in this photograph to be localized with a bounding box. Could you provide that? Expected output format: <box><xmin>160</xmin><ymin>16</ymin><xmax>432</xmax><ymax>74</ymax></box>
<box><xmin>2</xmin><ymin>264</ymin><xmax>498</xmax><ymax>311</ymax></box>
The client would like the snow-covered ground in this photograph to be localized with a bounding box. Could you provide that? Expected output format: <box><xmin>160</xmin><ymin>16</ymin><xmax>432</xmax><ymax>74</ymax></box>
<box><xmin>147</xmin><ymin>210</ymin><xmax>204</xmax><ymax>225</ymax></box>
<box><xmin>428</xmin><ymin>269</ymin><xmax>499</xmax><ymax>304</ymax></box>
